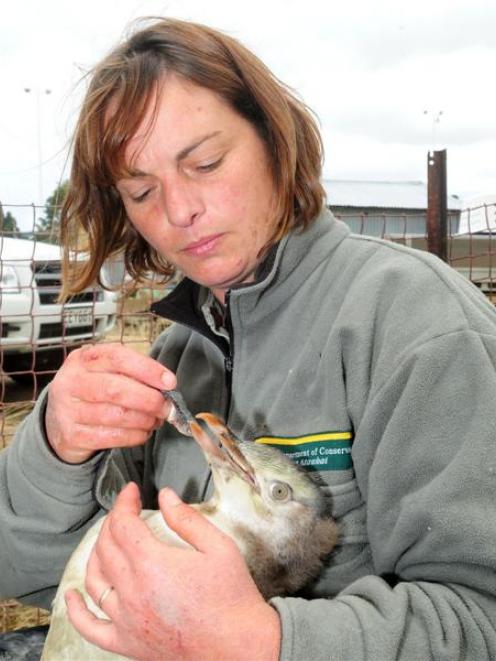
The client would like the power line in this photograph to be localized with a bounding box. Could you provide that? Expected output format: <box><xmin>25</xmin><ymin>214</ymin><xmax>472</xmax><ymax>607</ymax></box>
<box><xmin>24</xmin><ymin>87</ymin><xmax>52</xmax><ymax>203</ymax></box>
<box><xmin>0</xmin><ymin>145</ymin><xmax>68</xmax><ymax>176</ymax></box>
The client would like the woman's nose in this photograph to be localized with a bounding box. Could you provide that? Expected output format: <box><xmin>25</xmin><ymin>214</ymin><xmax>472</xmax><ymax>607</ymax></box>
<box><xmin>163</xmin><ymin>177</ymin><xmax>204</xmax><ymax>228</ymax></box>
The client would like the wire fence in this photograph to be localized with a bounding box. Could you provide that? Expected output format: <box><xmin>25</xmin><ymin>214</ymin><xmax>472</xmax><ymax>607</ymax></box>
<box><xmin>335</xmin><ymin>203</ymin><xmax>496</xmax><ymax>299</ymax></box>
<box><xmin>1</xmin><ymin>199</ymin><xmax>496</xmax><ymax>631</ymax></box>
<box><xmin>0</xmin><ymin>260</ymin><xmax>171</xmax><ymax>452</ymax></box>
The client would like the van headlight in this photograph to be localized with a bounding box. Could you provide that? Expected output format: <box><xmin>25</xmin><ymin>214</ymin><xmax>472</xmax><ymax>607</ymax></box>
<box><xmin>0</xmin><ymin>265</ymin><xmax>21</xmax><ymax>294</ymax></box>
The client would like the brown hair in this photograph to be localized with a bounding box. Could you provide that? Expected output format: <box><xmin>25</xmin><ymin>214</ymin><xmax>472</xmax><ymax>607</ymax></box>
<box><xmin>61</xmin><ymin>17</ymin><xmax>326</xmax><ymax>295</ymax></box>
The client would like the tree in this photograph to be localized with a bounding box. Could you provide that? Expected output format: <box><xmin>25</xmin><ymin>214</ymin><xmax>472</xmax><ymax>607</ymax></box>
<box><xmin>36</xmin><ymin>180</ymin><xmax>69</xmax><ymax>244</ymax></box>
<box><xmin>0</xmin><ymin>203</ymin><xmax>20</xmax><ymax>236</ymax></box>
<box><xmin>2</xmin><ymin>211</ymin><xmax>20</xmax><ymax>236</ymax></box>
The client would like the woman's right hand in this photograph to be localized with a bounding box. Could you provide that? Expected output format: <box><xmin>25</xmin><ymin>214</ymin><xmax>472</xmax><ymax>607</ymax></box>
<box><xmin>45</xmin><ymin>343</ymin><xmax>177</xmax><ymax>464</ymax></box>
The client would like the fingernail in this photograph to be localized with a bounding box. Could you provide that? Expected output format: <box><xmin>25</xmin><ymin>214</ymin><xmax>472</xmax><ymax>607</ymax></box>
<box><xmin>162</xmin><ymin>402</ymin><xmax>173</xmax><ymax>420</ymax></box>
<box><xmin>161</xmin><ymin>372</ymin><xmax>176</xmax><ymax>389</ymax></box>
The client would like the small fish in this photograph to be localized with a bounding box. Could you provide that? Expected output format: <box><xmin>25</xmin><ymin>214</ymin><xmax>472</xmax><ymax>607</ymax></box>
<box><xmin>161</xmin><ymin>389</ymin><xmax>197</xmax><ymax>436</ymax></box>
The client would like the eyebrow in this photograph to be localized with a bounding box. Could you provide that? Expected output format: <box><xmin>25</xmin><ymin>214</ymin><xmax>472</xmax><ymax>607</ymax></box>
<box><xmin>177</xmin><ymin>130</ymin><xmax>222</xmax><ymax>161</ymax></box>
<box><xmin>128</xmin><ymin>130</ymin><xmax>222</xmax><ymax>178</ymax></box>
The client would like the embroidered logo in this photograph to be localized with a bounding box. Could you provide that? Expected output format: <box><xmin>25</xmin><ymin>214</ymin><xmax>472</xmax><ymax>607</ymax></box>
<box><xmin>255</xmin><ymin>431</ymin><xmax>353</xmax><ymax>471</ymax></box>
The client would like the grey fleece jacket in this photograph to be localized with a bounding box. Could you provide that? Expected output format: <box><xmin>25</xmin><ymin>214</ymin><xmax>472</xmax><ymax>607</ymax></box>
<box><xmin>2</xmin><ymin>209</ymin><xmax>496</xmax><ymax>660</ymax></box>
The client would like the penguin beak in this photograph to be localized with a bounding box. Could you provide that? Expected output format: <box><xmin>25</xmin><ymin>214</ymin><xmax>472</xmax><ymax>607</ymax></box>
<box><xmin>190</xmin><ymin>412</ymin><xmax>258</xmax><ymax>490</ymax></box>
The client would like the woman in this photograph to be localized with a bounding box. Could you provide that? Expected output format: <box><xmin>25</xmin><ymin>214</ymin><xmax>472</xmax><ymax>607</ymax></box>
<box><xmin>2</xmin><ymin>17</ymin><xmax>496</xmax><ymax>661</ymax></box>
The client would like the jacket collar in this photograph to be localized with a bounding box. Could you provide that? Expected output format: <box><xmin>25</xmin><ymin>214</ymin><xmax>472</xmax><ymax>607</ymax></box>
<box><xmin>151</xmin><ymin>276</ymin><xmax>229</xmax><ymax>355</ymax></box>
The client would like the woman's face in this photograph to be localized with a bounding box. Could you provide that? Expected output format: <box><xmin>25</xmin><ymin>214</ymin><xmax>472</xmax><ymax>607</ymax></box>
<box><xmin>116</xmin><ymin>75</ymin><xmax>278</xmax><ymax>303</ymax></box>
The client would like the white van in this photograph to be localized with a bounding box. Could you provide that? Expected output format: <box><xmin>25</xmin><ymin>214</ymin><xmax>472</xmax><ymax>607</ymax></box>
<box><xmin>0</xmin><ymin>236</ymin><xmax>118</xmax><ymax>383</ymax></box>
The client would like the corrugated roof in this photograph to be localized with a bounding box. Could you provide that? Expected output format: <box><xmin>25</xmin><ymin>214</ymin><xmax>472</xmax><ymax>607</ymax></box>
<box><xmin>323</xmin><ymin>179</ymin><xmax>462</xmax><ymax>211</ymax></box>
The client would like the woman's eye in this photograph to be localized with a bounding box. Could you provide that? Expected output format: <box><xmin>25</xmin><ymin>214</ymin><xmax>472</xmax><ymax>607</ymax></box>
<box><xmin>268</xmin><ymin>481</ymin><xmax>292</xmax><ymax>502</ymax></box>
<box><xmin>131</xmin><ymin>189</ymin><xmax>152</xmax><ymax>203</ymax></box>
<box><xmin>196</xmin><ymin>157</ymin><xmax>223</xmax><ymax>173</ymax></box>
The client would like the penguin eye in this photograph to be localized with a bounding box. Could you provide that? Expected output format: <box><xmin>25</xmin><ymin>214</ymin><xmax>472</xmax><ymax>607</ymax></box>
<box><xmin>268</xmin><ymin>481</ymin><xmax>292</xmax><ymax>502</ymax></box>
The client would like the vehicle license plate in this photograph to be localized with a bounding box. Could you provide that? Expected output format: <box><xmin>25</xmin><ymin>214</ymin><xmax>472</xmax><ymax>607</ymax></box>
<box><xmin>63</xmin><ymin>308</ymin><xmax>94</xmax><ymax>328</ymax></box>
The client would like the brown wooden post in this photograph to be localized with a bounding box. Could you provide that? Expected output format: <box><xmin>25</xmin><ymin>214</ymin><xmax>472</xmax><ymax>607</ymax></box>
<box><xmin>427</xmin><ymin>149</ymin><xmax>448</xmax><ymax>262</ymax></box>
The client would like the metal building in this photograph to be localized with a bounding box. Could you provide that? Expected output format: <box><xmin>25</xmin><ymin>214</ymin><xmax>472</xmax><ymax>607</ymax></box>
<box><xmin>324</xmin><ymin>179</ymin><xmax>462</xmax><ymax>237</ymax></box>
<box><xmin>324</xmin><ymin>179</ymin><xmax>496</xmax><ymax>300</ymax></box>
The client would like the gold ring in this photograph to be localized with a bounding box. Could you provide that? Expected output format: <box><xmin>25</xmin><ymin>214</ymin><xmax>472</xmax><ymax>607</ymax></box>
<box><xmin>97</xmin><ymin>585</ymin><xmax>114</xmax><ymax>610</ymax></box>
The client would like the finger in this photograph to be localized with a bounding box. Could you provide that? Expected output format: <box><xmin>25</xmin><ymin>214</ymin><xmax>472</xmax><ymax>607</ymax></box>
<box><xmin>65</xmin><ymin>589</ymin><xmax>121</xmax><ymax>654</ymax></box>
<box><xmin>75</xmin><ymin>344</ymin><xmax>176</xmax><ymax>390</ymax></box>
<box><xmin>85</xmin><ymin>550</ymin><xmax>121</xmax><ymax>616</ymax></box>
<box><xmin>94</xmin><ymin>484</ymin><xmax>143</xmax><ymax>557</ymax></box>
<box><xmin>112</xmin><ymin>481</ymin><xmax>143</xmax><ymax>517</ymax></box>
<box><xmin>96</xmin><ymin>483</ymin><xmax>149</xmax><ymax>559</ymax></box>
<box><xmin>99</xmin><ymin>484</ymin><xmax>162</xmax><ymax>567</ymax></box>
<box><xmin>73</xmin><ymin>372</ymin><xmax>170</xmax><ymax>419</ymax></box>
<box><xmin>69</xmin><ymin>423</ymin><xmax>152</xmax><ymax>454</ymax></box>
<box><xmin>88</xmin><ymin>492</ymin><xmax>139</xmax><ymax>599</ymax></box>
<box><xmin>158</xmin><ymin>487</ymin><xmax>233</xmax><ymax>555</ymax></box>
<box><xmin>45</xmin><ymin>424</ymin><xmax>153</xmax><ymax>464</ymax></box>
<box><xmin>73</xmin><ymin>401</ymin><xmax>159</xmax><ymax>431</ymax></box>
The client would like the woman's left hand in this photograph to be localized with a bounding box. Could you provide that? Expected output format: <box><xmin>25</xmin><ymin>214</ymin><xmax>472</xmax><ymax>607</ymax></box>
<box><xmin>65</xmin><ymin>483</ymin><xmax>281</xmax><ymax>661</ymax></box>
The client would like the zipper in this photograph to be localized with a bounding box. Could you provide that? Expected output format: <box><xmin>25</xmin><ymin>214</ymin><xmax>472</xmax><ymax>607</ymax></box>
<box><xmin>153</xmin><ymin>281</ymin><xmax>234</xmax><ymax>417</ymax></box>
<box><xmin>223</xmin><ymin>291</ymin><xmax>234</xmax><ymax>420</ymax></box>
<box><xmin>200</xmin><ymin>291</ymin><xmax>234</xmax><ymax>502</ymax></box>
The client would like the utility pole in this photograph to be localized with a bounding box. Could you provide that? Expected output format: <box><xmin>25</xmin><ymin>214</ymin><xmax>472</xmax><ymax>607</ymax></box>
<box><xmin>423</xmin><ymin>109</ymin><xmax>444</xmax><ymax>151</ymax></box>
<box><xmin>24</xmin><ymin>87</ymin><xmax>52</xmax><ymax>205</ymax></box>
<box><xmin>427</xmin><ymin>149</ymin><xmax>448</xmax><ymax>262</ymax></box>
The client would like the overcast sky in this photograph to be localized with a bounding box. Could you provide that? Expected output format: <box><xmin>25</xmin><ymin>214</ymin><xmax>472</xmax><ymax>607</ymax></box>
<box><xmin>1</xmin><ymin>0</ymin><xmax>495</xmax><ymax>230</ymax></box>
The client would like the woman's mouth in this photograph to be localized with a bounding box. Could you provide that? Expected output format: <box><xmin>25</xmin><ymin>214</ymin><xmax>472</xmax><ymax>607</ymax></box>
<box><xmin>183</xmin><ymin>233</ymin><xmax>224</xmax><ymax>256</ymax></box>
